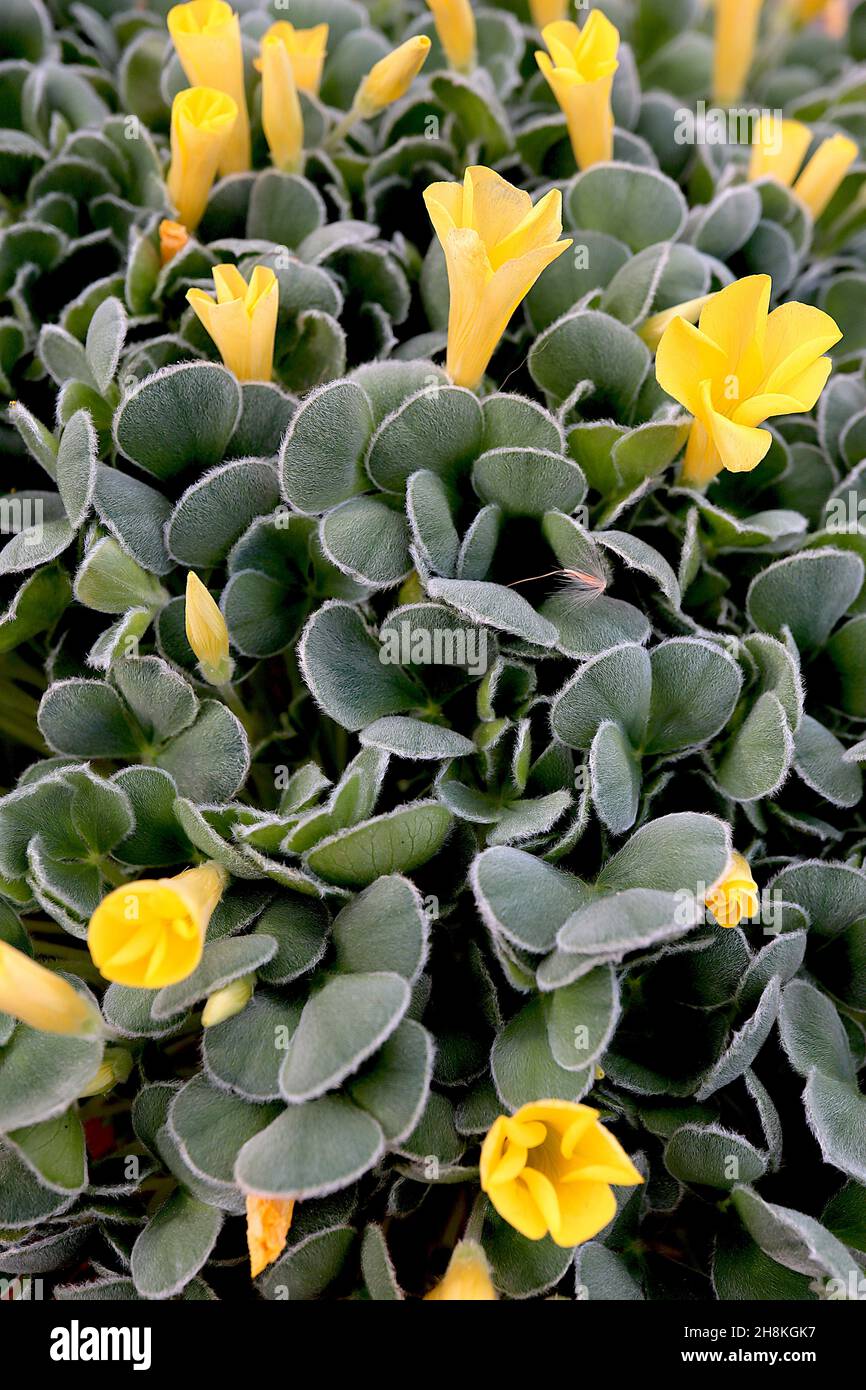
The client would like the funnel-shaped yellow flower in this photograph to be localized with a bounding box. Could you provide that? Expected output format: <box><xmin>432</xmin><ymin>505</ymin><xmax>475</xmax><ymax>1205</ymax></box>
<box><xmin>0</xmin><ymin>940</ymin><xmax>102</xmax><ymax>1037</ymax></box>
<box><xmin>261</xmin><ymin>21</ymin><xmax>328</xmax><ymax>94</ymax></box>
<box><xmin>424</xmin><ymin>1240</ymin><xmax>497</xmax><ymax>1300</ymax></box>
<box><xmin>481</xmin><ymin>1100</ymin><xmax>643</xmax><ymax>1247</ymax></box>
<box><xmin>706</xmin><ymin>851</ymin><xmax>759</xmax><ymax>928</ymax></box>
<box><xmin>88</xmin><ymin>863</ymin><xmax>228</xmax><ymax>989</ymax></box>
<box><xmin>794</xmin><ymin>133</ymin><xmax>859</xmax><ymax>220</ymax></box>
<box><xmin>530</xmin><ymin>0</ymin><xmax>568</xmax><ymax>28</ymax></box>
<box><xmin>714</xmin><ymin>0</ymin><xmax>764</xmax><ymax>106</ymax></box>
<box><xmin>750</xmin><ymin>116</ymin><xmax>858</xmax><ymax>221</ymax></box>
<box><xmin>186</xmin><ymin>264</ymin><xmax>279</xmax><ymax>382</ymax></box>
<box><xmin>168</xmin><ymin>0</ymin><xmax>250</xmax><ymax>173</ymax></box>
<box><xmin>535</xmin><ymin>13</ymin><xmax>620</xmax><ymax>170</ymax></box>
<box><xmin>185</xmin><ymin>570</ymin><xmax>232</xmax><ymax>684</ymax></box>
<box><xmin>247</xmin><ymin>1195</ymin><xmax>295</xmax><ymax>1277</ymax></box>
<box><xmin>166</xmin><ymin>87</ymin><xmax>238</xmax><ymax>231</ymax></box>
<box><xmin>424</xmin><ymin>165</ymin><xmax>572</xmax><ymax>389</ymax></box>
<box><xmin>159</xmin><ymin>218</ymin><xmax>189</xmax><ymax>265</ymax></box>
<box><xmin>256</xmin><ymin>30</ymin><xmax>304</xmax><ymax>173</ymax></box>
<box><xmin>426</xmin><ymin>0</ymin><xmax>476</xmax><ymax>73</ymax></box>
<box><xmin>656</xmin><ymin>274</ymin><xmax>841</xmax><ymax>486</ymax></box>
<box><xmin>355</xmin><ymin>35</ymin><xmax>432</xmax><ymax>117</ymax></box>
<box><xmin>639</xmin><ymin>294</ymin><xmax>717</xmax><ymax>352</ymax></box>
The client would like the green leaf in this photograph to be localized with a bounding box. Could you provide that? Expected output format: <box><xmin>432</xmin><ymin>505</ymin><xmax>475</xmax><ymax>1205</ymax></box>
<box><xmin>331</xmin><ymin>875</ymin><xmax>429</xmax><ymax>981</ymax></box>
<box><xmin>299</xmin><ymin>602</ymin><xmax>422</xmax><ymax>732</ymax></box>
<box><xmin>235</xmin><ymin>1095</ymin><xmax>385</xmax><ymax>1198</ymax></box>
<box><xmin>305</xmin><ymin>802</ymin><xmax>452</xmax><ymax>888</ymax></box>
<box><xmin>130</xmin><ymin>1189</ymin><xmax>222</xmax><ymax>1300</ymax></box>
<box><xmin>114</xmin><ymin>363</ymin><xmax>242</xmax><ymax>479</ymax></box>
<box><xmin>747</xmin><ymin>549</ymin><xmax>864</xmax><ymax>651</ymax></box>
<box><xmin>665</xmin><ymin>1124</ymin><xmax>766</xmax><ymax>1190</ymax></box>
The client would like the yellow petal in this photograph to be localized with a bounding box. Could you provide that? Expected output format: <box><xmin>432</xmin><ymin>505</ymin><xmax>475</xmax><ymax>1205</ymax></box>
<box><xmin>159</xmin><ymin>218</ymin><xmax>189</xmax><ymax>265</ymax></box>
<box><xmin>529</xmin><ymin>0</ymin><xmax>568</xmax><ymax>29</ymax></box>
<box><xmin>793</xmin><ymin>133</ymin><xmax>859</xmax><ymax>220</ymax></box>
<box><xmin>519</xmin><ymin>1165</ymin><xmax>561</xmax><ymax>1236</ymax></box>
<box><xmin>0</xmin><ymin>941</ymin><xmax>102</xmax><ymax>1037</ymax></box>
<box><xmin>356</xmin><ymin>35</ymin><xmax>431</xmax><ymax>115</ymax></box>
<box><xmin>485</xmin><ymin>1174</ymin><xmax>549</xmax><ymax>1240</ymax></box>
<box><xmin>555</xmin><ymin>1179</ymin><xmax>617</xmax><ymax>1247</ymax></box>
<box><xmin>247</xmin><ymin>1194</ymin><xmax>295</xmax><ymax>1277</ymax></box>
<box><xmin>166</xmin><ymin>86</ymin><xmax>238</xmax><ymax>231</ymax></box>
<box><xmin>424</xmin><ymin>1240</ymin><xmax>497</xmax><ymax>1300</ymax></box>
<box><xmin>564</xmin><ymin>1118</ymin><xmax>644</xmax><ymax>1186</ymax></box>
<box><xmin>426</xmin><ymin>0</ymin><xmax>476</xmax><ymax>74</ymax></box>
<box><xmin>761</xmin><ymin>300</ymin><xmax>842</xmax><ymax>392</ymax></box>
<box><xmin>259</xmin><ymin>31</ymin><xmax>304</xmax><ymax>173</ymax></box>
<box><xmin>713</xmin><ymin>0</ymin><xmax>765</xmax><ymax>107</ymax></box>
<box><xmin>186</xmin><ymin>263</ymin><xmax>278</xmax><ymax>381</ymax></box>
<box><xmin>88</xmin><ymin>864</ymin><xmax>227</xmax><ymax>988</ymax></box>
<box><xmin>700</xmin><ymin>380</ymin><xmax>773</xmax><ymax>474</ymax></box>
<box><xmin>698</xmin><ymin>274</ymin><xmax>770</xmax><ymax>369</ymax></box>
<box><xmin>655</xmin><ymin>316</ymin><xmax>728</xmax><ymax>417</ymax></box>
<box><xmin>462</xmin><ymin>165</ymin><xmax>533</xmax><ymax>257</ymax></box>
<box><xmin>749</xmin><ymin>115</ymin><xmax>812</xmax><ymax>186</ymax></box>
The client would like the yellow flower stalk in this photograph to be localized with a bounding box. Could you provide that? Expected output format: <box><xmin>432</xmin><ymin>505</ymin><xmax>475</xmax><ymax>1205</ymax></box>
<box><xmin>88</xmin><ymin>863</ymin><xmax>228</xmax><ymax>989</ymax></box>
<box><xmin>424</xmin><ymin>1240</ymin><xmax>497</xmax><ymax>1300</ymax></box>
<box><xmin>424</xmin><ymin>165</ymin><xmax>572</xmax><ymax>390</ymax></box>
<box><xmin>793</xmin><ymin>133</ymin><xmax>859</xmax><ymax>220</ymax></box>
<box><xmin>247</xmin><ymin>1194</ymin><xmax>295</xmax><ymax>1277</ymax></box>
<box><xmin>0</xmin><ymin>940</ymin><xmax>102</xmax><ymax>1037</ymax></box>
<box><xmin>166</xmin><ymin>87</ymin><xmax>238</xmax><ymax>232</ymax></box>
<box><xmin>167</xmin><ymin>0</ymin><xmax>250</xmax><ymax>173</ymax></box>
<box><xmin>256</xmin><ymin>30</ymin><xmax>304</xmax><ymax>173</ymax></box>
<box><xmin>529</xmin><ymin>0</ymin><xmax>568</xmax><ymax>28</ymax></box>
<box><xmin>713</xmin><ymin>0</ymin><xmax>764</xmax><ymax>107</ymax></box>
<box><xmin>185</xmin><ymin>570</ymin><xmax>232</xmax><ymax>684</ymax></box>
<box><xmin>706</xmin><ymin>851</ymin><xmax>760</xmax><ymax>927</ymax></box>
<box><xmin>655</xmin><ymin>274</ymin><xmax>841</xmax><ymax>486</ymax></box>
<box><xmin>535</xmin><ymin>13</ymin><xmax>620</xmax><ymax>171</ymax></box>
<box><xmin>639</xmin><ymin>294</ymin><xmax>717</xmax><ymax>352</ymax></box>
<box><xmin>260</xmin><ymin>21</ymin><xmax>328</xmax><ymax>95</ymax></box>
<box><xmin>186</xmin><ymin>264</ymin><xmax>279</xmax><ymax>383</ymax></box>
<box><xmin>426</xmin><ymin>0</ymin><xmax>476</xmax><ymax>74</ymax></box>
<box><xmin>749</xmin><ymin>116</ymin><xmax>859</xmax><ymax>221</ymax></box>
<box><xmin>355</xmin><ymin>35</ymin><xmax>432</xmax><ymax>118</ymax></box>
<box><xmin>202</xmin><ymin>973</ymin><xmax>254</xmax><ymax>1027</ymax></box>
<box><xmin>159</xmin><ymin>218</ymin><xmax>189</xmax><ymax>265</ymax></box>
<box><xmin>480</xmin><ymin>1100</ymin><xmax>643</xmax><ymax>1248</ymax></box>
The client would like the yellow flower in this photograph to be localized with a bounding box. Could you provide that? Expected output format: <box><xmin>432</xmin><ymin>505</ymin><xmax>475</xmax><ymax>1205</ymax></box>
<box><xmin>480</xmin><ymin>1100</ymin><xmax>643</xmax><ymax>1248</ymax></box>
<box><xmin>167</xmin><ymin>0</ymin><xmax>250</xmax><ymax>173</ymax></box>
<box><xmin>185</xmin><ymin>570</ymin><xmax>232</xmax><ymax>683</ymax></box>
<box><xmin>201</xmin><ymin>973</ymin><xmax>254</xmax><ymax>1027</ymax></box>
<box><xmin>706</xmin><ymin>851</ymin><xmax>759</xmax><ymax>928</ymax></box>
<box><xmin>535</xmin><ymin>13</ymin><xmax>620</xmax><ymax>171</ymax></box>
<box><xmin>789</xmin><ymin>0</ymin><xmax>846</xmax><ymax>28</ymax></box>
<box><xmin>186</xmin><ymin>264</ymin><xmax>279</xmax><ymax>382</ymax></box>
<box><xmin>355</xmin><ymin>35</ymin><xmax>432</xmax><ymax>118</ymax></box>
<box><xmin>424</xmin><ymin>1240</ymin><xmax>497</xmax><ymax>1300</ymax></box>
<box><xmin>655</xmin><ymin>274</ymin><xmax>841</xmax><ymax>486</ymax></box>
<box><xmin>247</xmin><ymin>1194</ymin><xmax>295</xmax><ymax>1277</ymax></box>
<box><xmin>424</xmin><ymin>165</ymin><xmax>572</xmax><ymax>390</ymax></box>
<box><xmin>639</xmin><ymin>294</ymin><xmax>717</xmax><ymax>352</ymax></box>
<box><xmin>159</xmin><ymin>218</ymin><xmax>189</xmax><ymax>265</ymax></box>
<box><xmin>88</xmin><ymin>863</ymin><xmax>228</xmax><ymax>989</ymax></box>
<box><xmin>749</xmin><ymin>116</ymin><xmax>858</xmax><ymax>221</ymax></box>
<box><xmin>256</xmin><ymin>30</ymin><xmax>304</xmax><ymax>173</ymax></box>
<box><xmin>426</xmin><ymin>0</ymin><xmax>476</xmax><ymax>73</ymax></box>
<box><xmin>261</xmin><ymin>20</ymin><xmax>328</xmax><ymax>94</ymax></box>
<box><xmin>0</xmin><ymin>940</ymin><xmax>102</xmax><ymax>1037</ymax></box>
<box><xmin>713</xmin><ymin>0</ymin><xmax>764</xmax><ymax>107</ymax></box>
<box><xmin>529</xmin><ymin>0</ymin><xmax>568</xmax><ymax>28</ymax></box>
<box><xmin>166</xmin><ymin>86</ymin><xmax>238</xmax><ymax>232</ymax></box>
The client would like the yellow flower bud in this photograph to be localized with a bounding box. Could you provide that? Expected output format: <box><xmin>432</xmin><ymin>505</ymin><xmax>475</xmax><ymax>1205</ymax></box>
<box><xmin>714</xmin><ymin>0</ymin><xmax>765</xmax><ymax>107</ymax></box>
<box><xmin>256</xmin><ymin>31</ymin><xmax>304</xmax><ymax>173</ymax></box>
<box><xmin>481</xmin><ymin>1100</ymin><xmax>643</xmax><ymax>1247</ymax></box>
<box><xmin>639</xmin><ymin>294</ymin><xmax>717</xmax><ymax>352</ymax></box>
<box><xmin>159</xmin><ymin>218</ymin><xmax>190</xmax><ymax>265</ymax></box>
<box><xmin>184</xmin><ymin>571</ymin><xmax>232</xmax><ymax>684</ymax></box>
<box><xmin>749</xmin><ymin>116</ymin><xmax>858</xmax><ymax>222</ymax></box>
<box><xmin>655</xmin><ymin>274</ymin><xmax>841</xmax><ymax>485</ymax></box>
<box><xmin>424</xmin><ymin>1240</ymin><xmax>497</xmax><ymax>1300</ymax></box>
<box><xmin>260</xmin><ymin>20</ymin><xmax>328</xmax><ymax>94</ymax></box>
<box><xmin>793</xmin><ymin>132</ymin><xmax>859</xmax><ymax>221</ymax></box>
<box><xmin>529</xmin><ymin>0</ymin><xmax>569</xmax><ymax>28</ymax></box>
<box><xmin>425</xmin><ymin>0</ymin><xmax>476</xmax><ymax>74</ymax></box>
<box><xmin>535</xmin><ymin>12</ymin><xmax>620</xmax><ymax>171</ymax></box>
<box><xmin>706</xmin><ymin>851</ymin><xmax>760</xmax><ymax>928</ymax></box>
<box><xmin>246</xmin><ymin>1194</ymin><xmax>295</xmax><ymax>1277</ymax></box>
<box><xmin>424</xmin><ymin>165</ymin><xmax>571</xmax><ymax>389</ymax></box>
<box><xmin>0</xmin><ymin>940</ymin><xmax>103</xmax><ymax>1037</ymax></box>
<box><xmin>167</xmin><ymin>0</ymin><xmax>250</xmax><ymax>173</ymax></box>
<box><xmin>78</xmin><ymin>1046</ymin><xmax>133</xmax><ymax>1098</ymax></box>
<box><xmin>88</xmin><ymin>863</ymin><xmax>228</xmax><ymax>989</ymax></box>
<box><xmin>201</xmin><ymin>973</ymin><xmax>254</xmax><ymax>1027</ymax></box>
<box><xmin>355</xmin><ymin>35</ymin><xmax>432</xmax><ymax>118</ymax></box>
<box><xmin>186</xmin><ymin>263</ymin><xmax>279</xmax><ymax>382</ymax></box>
<box><xmin>166</xmin><ymin>86</ymin><xmax>238</xmax><ymax>232</ymax></box>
